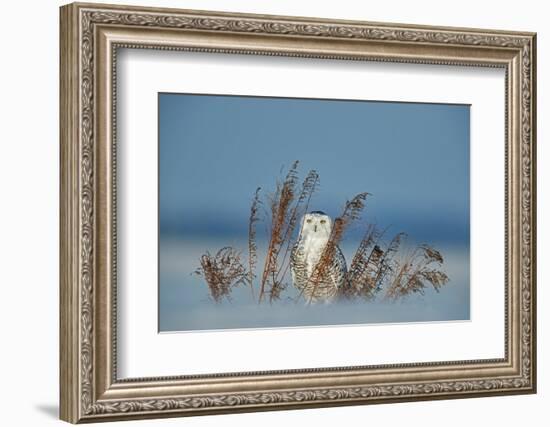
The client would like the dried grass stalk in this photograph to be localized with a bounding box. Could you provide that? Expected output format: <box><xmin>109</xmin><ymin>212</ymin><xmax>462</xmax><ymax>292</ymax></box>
<box><xmin>373</xmin><ymin>232</ymin><xmax>406</xmax><ymax>289</ymax></box>
<box><xmin>195</xmin><ymin>162</ymin><xmax>450</xmax><ymax>305</ymax></box>
<box><xmin>275</xmin><ymin>169</ymin><xmax>319</xmax><ymax>284</ymax></box>
<box><xmin>384</xmin><ymin>244</ymin><xmax>449</xmax><ymax>300</ymax></box>
<box><xmin>194</xmin><ymin>247</ymin><xmax>247</xmax><ymax>303</ymax></box>
<box><xmin>268</xmin><ymin>282</ymin><xmax>287</xmax><ymax>302</ymax></box>
<box><xmin>258</xmin><ymin>161</ymin><xmax>300</xmax><ymax>303</ymax></box>
<box><xmin>269</xmin><ymin>169</ymin><xmax>319</xmax><ymax>303</ymax></box>
<box><xmin>247</xmin><ymin>187</ymin><xmax>262</xmax><ymax>298</ymax></box>
<box><xmin>305</xmin><ymin>193</ymin><xmax>369</xmax><ymax>303</ymax></box>
<box><xmin>344</xmin><ymin>224</ymin><xmax>384</xmax><ymax>299</ymax></box>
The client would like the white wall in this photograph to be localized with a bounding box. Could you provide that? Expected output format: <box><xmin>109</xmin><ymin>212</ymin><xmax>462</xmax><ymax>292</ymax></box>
<box><xmin>0</xmin><ymin>0</ymin><xmax>545</xmax><ymax>425</ymax></box>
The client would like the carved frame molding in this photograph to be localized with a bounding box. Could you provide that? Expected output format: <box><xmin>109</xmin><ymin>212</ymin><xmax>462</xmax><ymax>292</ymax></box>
<box><xmin>60</xmin><ymin>2</ymin><xmax>536</xmax><ymax>423</ymax></box>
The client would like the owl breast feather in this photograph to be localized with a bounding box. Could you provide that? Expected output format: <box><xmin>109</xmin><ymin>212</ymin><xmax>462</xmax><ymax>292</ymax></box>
<box><xmin>290</xmin><ymin>242</ymin><xmax>347</xmax><ymax>303</ymax></box>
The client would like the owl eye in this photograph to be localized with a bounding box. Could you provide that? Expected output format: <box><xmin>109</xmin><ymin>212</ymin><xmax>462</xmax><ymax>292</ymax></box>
<box><xmin>306</xmin><ymin>219</ymin><xmax>313</xmax><ymax>224</ymax></box>
<box><xmin>320</xmin><ymin>219</ymin><xmax>327</xmax><ymax>224</ymax></box>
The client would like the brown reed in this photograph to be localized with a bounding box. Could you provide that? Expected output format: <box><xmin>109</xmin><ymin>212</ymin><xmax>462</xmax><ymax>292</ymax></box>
<box><xmin>384</xmin><ymin>244</ymin><xmax>449</xmax><ymax>300</ymax></box>
<box><xmin>247</xmin><ymin>187</ymin><xmax>262</xmax><ymax>299</ymax></box>
<box><xmin>304</xmin><ymin>193</ymin><xmax>369</xmax><ymax>304</ymax></box>
<box><xmin>274</xmin><ymin>169</ymin><xmax>319</xmax><ymax>287</ymax></box>
<box><xmin>195</xmin><ymin>161</ymin><xmax>450</xmax><ymax>305</ymax></box>
<box><xmin>344</xmin><ymin>224</ymin><xmax>384</xmax><ymax>299</ymax></box>
<box><xmin>194</xmin><ymin>247</ymin><xmax>247</xmax><ymax>303</ymax></box>
<box><xmin>258</xmin><ymin>161</ymin><xmax>300</xmax><ymax>303</ymax></box>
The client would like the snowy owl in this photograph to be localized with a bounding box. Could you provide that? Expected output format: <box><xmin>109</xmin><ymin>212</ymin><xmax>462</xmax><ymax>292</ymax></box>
<box><xmin>290</xmin><ymin>211</ymin><xmax>348</xmax><ymax>303</ymax></box>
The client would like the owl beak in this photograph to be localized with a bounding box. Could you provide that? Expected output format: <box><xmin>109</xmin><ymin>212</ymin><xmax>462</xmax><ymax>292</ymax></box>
<box><xmin>314</xmin><ymin>225</ymin><xmax>317</xmax><ymax>232</ymax></box>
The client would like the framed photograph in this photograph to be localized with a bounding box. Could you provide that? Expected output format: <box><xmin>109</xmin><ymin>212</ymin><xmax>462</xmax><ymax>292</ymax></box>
<box><xmin>60</xmin><ymin>2</ymin><xmax>537</xmax><ymax>423</ymax></box>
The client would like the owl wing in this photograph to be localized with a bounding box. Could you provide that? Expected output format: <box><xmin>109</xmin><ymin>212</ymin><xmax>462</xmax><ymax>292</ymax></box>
<box><xmin>326</xmin><ymin>245</ymin><xmax>348</xmax><ymax>289</ymax></box>
<box><xmin>290</xmin><ymin>243</ymin><xmax>308</xmax><ymax>290</ymax></box>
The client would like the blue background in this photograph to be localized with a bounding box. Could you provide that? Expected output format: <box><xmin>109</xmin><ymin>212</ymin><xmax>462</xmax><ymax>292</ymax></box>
<box><xmin>158</xmin><ymin>93</ymin><xmax>470</xmax><ymax>332</ymax></box>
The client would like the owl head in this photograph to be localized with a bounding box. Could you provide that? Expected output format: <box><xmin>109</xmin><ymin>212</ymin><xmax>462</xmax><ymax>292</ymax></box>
<box><xmin>299</xmin><ymin>211</ymin><xmax>332</xmax><ymax>239</ymax></box>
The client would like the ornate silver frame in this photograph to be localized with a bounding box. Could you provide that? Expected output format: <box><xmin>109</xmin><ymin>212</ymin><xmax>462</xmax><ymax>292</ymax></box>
<box><xmin>60</xmin><ymin>2</ymin><xmax>537</xmax><ymax>423</ymax></box>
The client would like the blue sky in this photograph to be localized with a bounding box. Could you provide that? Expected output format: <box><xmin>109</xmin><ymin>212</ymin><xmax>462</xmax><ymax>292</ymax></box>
<box><xmin>159</xmin><ymin>93</ymin><xmax>470</xmax><ymax>246</ymax></box>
